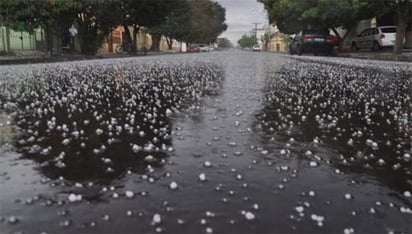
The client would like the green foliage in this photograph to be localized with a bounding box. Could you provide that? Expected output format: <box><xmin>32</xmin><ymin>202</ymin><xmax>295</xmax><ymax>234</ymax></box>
<box><xmin>217</xmin><ymin>37</ymin><xmax>233</xmax><ymax>48</ymax></box>
<box><xmin>237</xmin><ymin>34</ymin><xmax>257</xmax><ymax>48</ymax></box>
<box><xmin>259</xmin><ymin>0</ymin><xmax>383</xmax><ymax>34</ymax></box>
<box><xmin>119</xmin><ymin>0</ymin><xmax>171</xmax><ymax>29</ymax></box>
<box><xmin>185</xmin><ymin>0</ymin><xmax>228</xmax><ymax>44</ymax></box>
<box><xmin>119</xmin><ymin>0</ymin><xmax>227</xmax><ymax>51</ymax></box>
<box><xmin>259</xmin><ymin>0</ymin><xmax>412</xmax><ymax>53</ymax></box>
<box><xmin>1</xmin><ymin>0</ymin><xmax>228</xmax><ymax>54</ymax></box>
<box><xmin>149</xmin><ymin>0</ymin><xmax>191</xmax><ymax>49</ymax></box>
<box><xmin>0</xmin><ymin>0</ymin><xmax>75</xmax><ymax>32</ymax></box>
<box><xmin>74</xmin><ymin>0</ymin><xmax>122</xmax><ymax>55</ymax></box>
<box><xmin>258</xmin><ymin>0</ymin><xmax>315</xmax><ymax>34</ymax></box>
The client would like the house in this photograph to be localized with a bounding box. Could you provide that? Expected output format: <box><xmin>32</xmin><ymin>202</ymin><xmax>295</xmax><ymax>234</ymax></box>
<box><xmin>264</xmin><ymin>25</ymin><xmax>288</xmax><ymax>52</ymax></box>
<box><xmin>268</xmin><ymin>32</ymin><xmax>288</xmax><ymax>52</ymax></box>
<box><xmin>99</xmin><ymin>26</ymin><xmax>182</xmax><ymax>54</ymax></box>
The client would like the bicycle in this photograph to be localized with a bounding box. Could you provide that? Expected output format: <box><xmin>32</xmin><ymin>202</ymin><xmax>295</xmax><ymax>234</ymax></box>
<box><xmin>115</xmin><ymin>42</ymin><xmax>132</xmax><ymax>54</ymax></box>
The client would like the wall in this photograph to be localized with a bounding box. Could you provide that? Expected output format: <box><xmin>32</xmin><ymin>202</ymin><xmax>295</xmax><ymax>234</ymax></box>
<box><xmin>268</xmin><ymin>33</ymin><xmax>288</xmax><ymax>52</ymax></box>
<box><xmin>0</xmin><ymin>26</ymin><xmax>46</xmax><ymax>53</ymax></box>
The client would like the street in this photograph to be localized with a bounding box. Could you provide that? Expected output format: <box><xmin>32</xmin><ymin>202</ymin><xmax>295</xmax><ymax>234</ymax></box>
<box><xmin>0</xmin><ymin>51</ymin><xmax>411</xmax><ymax>233</ymax></box>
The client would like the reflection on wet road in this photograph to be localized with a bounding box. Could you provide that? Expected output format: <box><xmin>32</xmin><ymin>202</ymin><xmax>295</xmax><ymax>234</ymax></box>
<box><xmin>0</xmin><ymin>52</ymin><xmax>411</xmax><ymax>233</ymax></box>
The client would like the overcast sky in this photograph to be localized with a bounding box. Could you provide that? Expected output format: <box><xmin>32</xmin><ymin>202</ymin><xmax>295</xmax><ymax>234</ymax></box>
<box><xmin>215</xmin><ymin>0</ymin><xmax>269</xmax><ymax>45</ymax></box>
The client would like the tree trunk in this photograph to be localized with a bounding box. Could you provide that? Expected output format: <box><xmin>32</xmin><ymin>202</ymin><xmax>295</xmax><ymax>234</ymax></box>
<box><xmin>394</xmin><ymin>10</ymin><xmax>406</xmax><ymax>55</ymax></box>
<box><xmin>44</xmin><ymin>23</ymin><xmax>52</xmax><ymax>56</ymax></box>
<box><xmin>150</xmin><ymin>33</ymin><xmax>161</xmax><ymax>51</ymax></box>
<box><xmin>108</xmin><ymin>31</ymin><xmax>113</xmax><ymax>53</ymax></box>
<box><xmin>131</xmin><ymin>25</ymin><xmax>140</xmax><ymax>54</ymax></box>
<box><xmin>56</xmin><ymin>24</ymin><xmax>63</xmax><ymax>56</ymax></box>
<box><xmin>332</xmin><ymin>27</ymin><xmax>352</xmax><ymax>52</ymax></box>
<box><xmin>5</xmin><ymin>26</ymin><xmax>10</xmax><ymax>53</ymax></box>
<box><xmin>405</xmin><ymin>30</ymin><xmax>412</xmax><ymax>49</ymax></box>
<box><xmin>122</xmin><ymin>23</ymin><xmax>132</xmax><ymax>44</ymax></box>
<box><xmin>166</xmin><ymin>37</ymin><xmax>173</xmax><ymax>50</ymax></box>
<box><xmin>78</xmin><ymin>18</ymin><xmax>99</xmax><ymax>56</ymax></box>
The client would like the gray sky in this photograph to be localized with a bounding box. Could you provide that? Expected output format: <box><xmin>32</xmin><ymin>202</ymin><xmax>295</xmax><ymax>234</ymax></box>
<box><xmin>215</xmin><ymin>0</ymin><xmax>269</xmax><ymax>45</ymax></box>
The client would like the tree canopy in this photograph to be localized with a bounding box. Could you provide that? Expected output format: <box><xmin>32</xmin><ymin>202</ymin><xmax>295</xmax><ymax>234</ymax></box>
<box><xmin>0</xmin><ymin>0</ymin><xmax>228</xmax><ymax>55</ymax></box>
<box><xmin>217</xmin><ymin>37</ymin><xmax>233</xmax><ymax>48</ymax></box>
<box><xmin>237</xmin><ymin>34</ymin><xmax>258</xmax><ymax>48</ymax></box>
<box><xmin>149</xmin><ymin>0</ymin><xmax>227</xmax><ymax>49</ymax></box>
<box><xmin>258</xmin><ymin>0</ymin><xmax>412</xmax><ymax>53</ymax></box>
<box><xmin>74</xmin><ymin>1</ymin><xmax>122</xmax><ymax>55</ymax></box>
<box><xmin>258</xmin><ymin>0</ymin><xmax>372</xmax><ymax>35</ymax></box>
<box><xmin>185</xmin><ymin>0</ymin><xmax>228</xmax><ymax>44</ymax></box>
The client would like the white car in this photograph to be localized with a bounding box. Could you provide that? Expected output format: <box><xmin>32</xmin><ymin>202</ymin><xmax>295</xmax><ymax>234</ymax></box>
<box><xmin>351</xmin><ymin>26</ymin><xmax>399</xmax><ymax>51</ymax></box>
<box><xmin>198</xmin><ymin>44</ymin><xmax>210</xmax><ymax>52</ymax></box>
<box><xmin>252</xmin><ymin>45</ymin><xmax>261</xmax><ymax>52</ymax></box>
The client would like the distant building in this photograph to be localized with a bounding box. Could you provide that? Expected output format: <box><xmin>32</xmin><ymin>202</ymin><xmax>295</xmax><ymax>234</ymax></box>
<box><xmin>264</xmin><ymin>25</ymin><xmax>288</xmax><ymax>52</ymax></box>
<box><xmin>99</xmin><ymin>26</ymin><xmax>182</xmax><ymax>54</ymax></box>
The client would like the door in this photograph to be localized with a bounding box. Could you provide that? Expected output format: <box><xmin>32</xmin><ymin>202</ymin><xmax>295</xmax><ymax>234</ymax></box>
<box><xmin>357</xmin><ymin>29</ymin><xmax>369</xmax><ymax>49</ymax></box>
<box><xmin>366</xmin><ymin>28</ymin><xmax>378</xmax><ymax>49</ymax></box>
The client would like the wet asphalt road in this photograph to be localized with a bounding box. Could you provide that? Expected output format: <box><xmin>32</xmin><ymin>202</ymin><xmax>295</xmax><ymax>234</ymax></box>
<box><xmin>0</xmin><ymin>51</ymin><xmax>411</xmax><ymax>234</ymax></box>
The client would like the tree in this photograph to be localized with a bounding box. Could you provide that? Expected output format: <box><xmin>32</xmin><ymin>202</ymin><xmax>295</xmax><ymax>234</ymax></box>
<box><xmin>301</xmin><ymin>0</ymin><xmax>374</xmax><ymax>48</ymax></box>
<box><xmin>217</xmin><ymin>37</ymin><xmax>233</xmax><ymax>48</ymax></box>
<box><xmin>0</xmin><ymin>0</ymin><xmax>76</xmax><ymax>54</ymax></box>
<box><xmin>237</xmin><ymin>34</ymin><xmax>257</xmax><ymax>48</ymax></box>
<box><xmin>207</xmin><ymin>1</ymin><xmax>228</xmax><ymax>43</ymax></box>
<box><xmin>261</xmin><ymin>32</ymin><xmax>274</xmax><ymax>51</ymax></box>
<box><xmin>150</xmin><ymin>0</ymin><xmax>227</xmax><ymax>47</ymax></box>
<box><xmin>392</xmin><ymin>0</ymin><xmax>412</xmax><ymax>54</ymax></box>
<box><xmin>118</xmin><ymin>0</ymin><xmax>173</xmax><ymax>52</ymax></box>
<box><xmin>0</xmin><ymin>0</ymin><xmax>122</xmax><ymax>56</ymax></box>
<box><xmin>360</xmin><ymin>0</ymin><xmax>411</xmax><ymax>54</ymax></box>
<box><xmin>74</xmin><ymin>0</ymin><xmax>122</xmax><ymax>55</ymax></box>
<box><xmin>185</xmin><ymin>0</ymin><xmax>228</xmax><ymax>44</ymax></box>
<box><xmin>258</xmin><ymin>0</ymin><xmax>315</xmax><ymax>34</ymax></box>
<box><xmin>258</xmin><ymin>0</ymin><xmax>373</xmax><ymax>49</ymax></box>
<box><xmin>149</xmin><ymin>0</ymin><xmax>191</xmax><ymax>50</ymax></box>
<box><xmin>259</xmin><ymin>0</ymin><xmax>412</xmax><ymax>54</ymax></box>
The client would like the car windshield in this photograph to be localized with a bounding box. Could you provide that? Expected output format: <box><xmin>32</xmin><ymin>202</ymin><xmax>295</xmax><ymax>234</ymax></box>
<box><xmin>381</xmin><ymin>27</ymin><xmax>396</xmax><ymax>33</ymax></box>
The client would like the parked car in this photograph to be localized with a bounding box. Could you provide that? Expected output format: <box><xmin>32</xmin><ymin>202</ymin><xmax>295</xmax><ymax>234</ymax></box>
<box><xmin>198</xmin><ymin>44</ymin><xmax>210</xmax><ymax>52</ymax></box>
<box><xmin>252</xmin><ymin>45</ymin><xmax>261</xmax><ymax>52</ymax></box>
<box><xmin>351</xmin><ymin>26</ymin><xmax>398</xmax><ymax>51</ymax></box>
<box><xmin>289</xmin><ymin>28</ymin><xmax>336</xmax><ymax>56</ymax></box>
<box><xmin>187</xmin><ymin>44</ymin><xmax>200</xmax><ymax>53</ymax></box>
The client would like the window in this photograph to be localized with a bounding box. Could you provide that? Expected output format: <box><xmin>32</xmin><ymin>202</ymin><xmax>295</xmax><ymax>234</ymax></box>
<box><xmin>381</xmin><ymin>27</ymin><xmax>396</xmax><ymax>33</ymax></box>
<box><xmin>359</xmin><ymin>29</ymin><xmax>370</xmax><ymax>37</ymax></box>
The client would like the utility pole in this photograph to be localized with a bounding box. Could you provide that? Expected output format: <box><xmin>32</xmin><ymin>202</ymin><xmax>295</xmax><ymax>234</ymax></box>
<box><xmin>252</xmin><ymin>22</ymin><xmax>260</xmax><ymax>39</ymax></box>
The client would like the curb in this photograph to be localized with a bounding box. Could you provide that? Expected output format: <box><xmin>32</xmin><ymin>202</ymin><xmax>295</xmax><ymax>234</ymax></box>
<box><xmin>338</xmin><ymin>53</ymin><xmax>412</xmax><ymax>62</ymax></box>
<box><xmin>0</xmin><ymin>52</ymin><xmax>173</xmax><ymax>65</ymax></box>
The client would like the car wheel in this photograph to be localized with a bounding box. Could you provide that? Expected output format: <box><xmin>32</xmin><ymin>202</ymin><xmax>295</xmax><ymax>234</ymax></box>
<box><xmin>372</xmin><ymin>41</ymin><xmax>380</xmax><ymax>51</ymax></box>
<box><xmin>351</xmin><ymin>43</ymin><xmax>358</xmax><ymax>51</ymax></box>
<box><xmin>297</xmin><ymin>45</ymin><xmax>303</xmax><ymax>55</ymax></box>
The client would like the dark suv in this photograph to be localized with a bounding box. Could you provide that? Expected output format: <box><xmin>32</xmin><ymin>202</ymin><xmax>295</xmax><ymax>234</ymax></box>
<box><xmin>289</xmin><ymin>28</ymin><xmax>338</xmax><ymax>56</ymax></box>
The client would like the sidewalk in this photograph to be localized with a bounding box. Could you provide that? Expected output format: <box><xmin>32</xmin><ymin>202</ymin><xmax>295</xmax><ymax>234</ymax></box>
<box><xmin>0</xmin><ymin>50</ymin><xmax>173</xmax><ymax>65</ymax></box>
<box><xmin>338</xmin><ymin>49</ymin><xmax>412</xmax><ymax>62</ymax></box>
<box><xmin>2</xmin><ymin>49</ymin><xmax>412</xmax><ymax>65</ymax></box>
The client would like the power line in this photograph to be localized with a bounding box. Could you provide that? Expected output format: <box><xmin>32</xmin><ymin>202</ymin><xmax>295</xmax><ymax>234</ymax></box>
<box><xmin>252</xmin><ymin>22</ymin><xmax>260</xmax><ymax>38</ymax></box>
